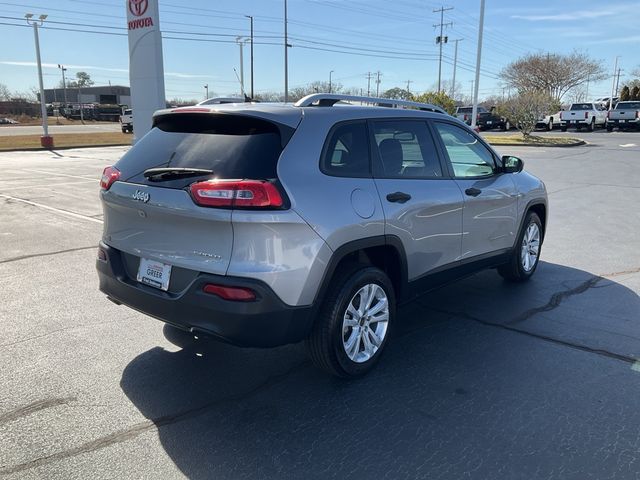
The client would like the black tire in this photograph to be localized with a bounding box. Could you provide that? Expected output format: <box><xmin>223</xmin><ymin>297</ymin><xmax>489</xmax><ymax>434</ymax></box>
<box><xmin>588</xmin><ymin>118</ymin><xmax>595</xmax><ymax>132</ymax></box>
<box><xmin>606</xmin><ymin>125</ymin><xmax>613</xmax><ymax>132</ymax></box>
<box><xmin>305</xmin><ymin>265</ymin><xmax>395</xmax><ymax>377</ymax></box>
<box><xmin>560</xmin><ymin>126</ymin><xmax>567</xmax><ymax>132</ymax></box>
<box><xmin>121</xmin><ymin>128</ymin><xmax>126</xmax><ymax>133</ymax></box>
<box><xmin>547</xmin><ymin>118</ymin><xmax>553</xmax><ymax>131</ymax></box>
<box><xmin>498</xmin><ymin>212</ymin><xmax>543</xmax><ymax>282</ymax></box>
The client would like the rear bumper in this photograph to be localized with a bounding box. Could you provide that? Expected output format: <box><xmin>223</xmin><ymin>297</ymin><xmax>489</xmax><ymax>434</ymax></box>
<box><xmin>607</xmin><ymin>119</ymin><xmax>640</xmax><ymax>126</ymax></box>
<box><xmin>96</xmin><ymin>242</ymin><xmax>314</xmax><ymax>347</ymax></box>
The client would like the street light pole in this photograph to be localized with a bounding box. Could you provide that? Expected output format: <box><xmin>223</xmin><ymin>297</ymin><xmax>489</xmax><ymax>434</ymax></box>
<box><xmin>26</xmin><ymin>13</ymin><xmax>52</xmax><ymax>148</ymax></box>
<box><xmin>470</xmin><ymin>0</ymin><xmax>485</xmax><ymax>129</ymax></box>
<box><xmin>58</xmin><ymin>64</ymin><xmax>68</xmax><ymax>109</ymax></box>
<box><xmin>204</xmin><ymin>84</ymin><xmax>209</xmax><ymax>100</ymax></box>
<box><xmin>329</xmin><ymin>70</ymin><xmax>334</xmax><ymax>93</ymax></box>
<box><xmin>451</xmin><ymin>39</ymin><xmax>462</xmax><ymax>100</ymax></box>
<box><xmin>245</xmin><ymin>15</ymin><xmax>254</xmax><ymax>99</ymax></box>
<box><xmin>609</xmin><ymin>56</ymin><xmax>619</xmax><ymax>111</ymax></box>
<box><xmin>284</xmin><ymin>0</ymin><xmax>289</xmax><ymax>102</ymax></box>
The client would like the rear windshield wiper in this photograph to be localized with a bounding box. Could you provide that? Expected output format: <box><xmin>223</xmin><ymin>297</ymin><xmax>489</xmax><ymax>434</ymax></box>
<box><xmin>143</xmin><ymin>167</ymin><xmax>214</xmax><ymax>181</ymax></box>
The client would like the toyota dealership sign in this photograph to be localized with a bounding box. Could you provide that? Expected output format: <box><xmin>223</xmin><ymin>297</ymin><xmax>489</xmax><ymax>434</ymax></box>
<box><xmin>126</xmin><ymin>0</ymin><xmax>165</xmax><ymax>141</ymax></box>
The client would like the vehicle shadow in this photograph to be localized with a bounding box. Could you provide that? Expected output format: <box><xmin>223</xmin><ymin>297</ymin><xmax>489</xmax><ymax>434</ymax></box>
<box><xmin>120</xmin><ymin>261</ymin><xmax>640</xmax><ymax>479</ymax></box>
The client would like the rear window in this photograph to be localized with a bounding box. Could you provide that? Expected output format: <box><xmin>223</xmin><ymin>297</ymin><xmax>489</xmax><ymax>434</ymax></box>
<box><xmin>123</xmin><ymin>109</ymin><xmax>132</xmax><ymax>115</ymax></box>
<box><xmin>570</xmin><ymin>104</ymin><xmax>593</xmax><ymax>111</ymax></box>
<box><xmin>616</xmin><ymin>102</ymin><xmax>640</xmax><ymax>110</ymax></box>
<box><xmin>116</xmin><ymin>114</ymin><xmax>293</xmax><ymax>187</ymax></box>
<box><xmin>457</xmin><ymin>107</ymin><xmax>472</xmax><ymax>113</ymax></box>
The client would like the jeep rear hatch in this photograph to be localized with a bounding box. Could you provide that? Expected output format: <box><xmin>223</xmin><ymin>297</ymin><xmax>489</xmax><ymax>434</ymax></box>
<box><xmin>100</xmin><ymin>113</ymin><xmax>296</xmax><ymax>277</ymax></box>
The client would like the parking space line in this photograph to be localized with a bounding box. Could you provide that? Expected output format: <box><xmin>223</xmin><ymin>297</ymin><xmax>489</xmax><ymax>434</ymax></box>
<box><xmin>0</xmin><ymin>194</ymin><xmax>103</xmax><ymax>224</ymax></box>
<box><xmin>0</xmin><ymin>180</ymin><xmax>97</xmax><ymax>191</ymax></box>
<box><xmin>24</xmin><ymin>169</ymin><xmax>98</xmax><ymax>181</ymax></box>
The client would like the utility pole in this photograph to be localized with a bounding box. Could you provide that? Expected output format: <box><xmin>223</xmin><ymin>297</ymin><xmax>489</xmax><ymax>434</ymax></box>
<box><xmin>609</xmin><ymin>56</ymin><xmax>619</xmax><ymax>111</ymax></box>
<box><xmin>375</xmin><ymin>71</ymin><xmax>382</xmax><ymax>97</ymax></box>
<box><xmin>329</xmin><ymin>70</ymin><xmax>334</xmax><ymax>93</ymax></box>
<box><xmin>284</xmin><ymin>0</ymin><xmax>289</xmax><ymax>102</ymax></box>
<box><xmin>470</xmin><ymin>0</ymin><xmax>485</xmax><ymax>129</ymax></box>
<box><xmin>57</xmin><ymin>64</ymin><xmax>68</xmax><ymax>108</ymax></box>
<box><xmin>26</xmin><ymin>13</ymin><xmax>52</xmax><ymax>148</ymax></box>
<box><xmin>615</xmin><ymin>67</ymin><xmax>622</xmax><ymax>97</ymax></box>
<box><xmin>469</xmin><ymin>80</ymin><xmax>474</xmax><ymax>101</ymax></box>
<box><xmin>585</xmin><ymin>73</ymin><xmax>590</xmax><ymax>100</ymax></box>
<box><xmin>204</xmin><ymin>84</ymin><xmax>209</xmax><ymax>100</ymax></box>
<box><xmin>236</xmin><ymin>36</ymin><xmax>246</xmax><ymax>96</ymax></box>
<box><xmin>433</xmin><ymin>6</ymin><xmax>453</xmax><ymax>93</ymax></box>
<box><xmin>451</xmin><ymin>39</ymin><xmax>462</xmax><ymax>100</ymax></box>
<box><xmin>366</xmin><ymin>72</ymin><xmax>372</xmax><ymax>96</ymax></box>
<box><xmin>406</xmin><ymin>79</ymin><xmax>413</xmax><ymax>95</ymax></box>
<box><xmin>245</xmin><ymin>15</ymin><xmax>254</xmax><ymax>99</ymax></box>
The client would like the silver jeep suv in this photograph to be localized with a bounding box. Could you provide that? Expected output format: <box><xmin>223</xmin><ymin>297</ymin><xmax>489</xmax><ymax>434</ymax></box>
<box><xmin>97</xmin><ymin>94</ymin><xmax>548</xmax><ymax>377</ymax></box>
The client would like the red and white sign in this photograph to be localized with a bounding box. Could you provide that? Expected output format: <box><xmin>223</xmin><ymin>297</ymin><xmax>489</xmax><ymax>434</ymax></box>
<box><xmin>126</xmin><ymin>0</ymin><xmax>165</xmax><ymax>141</ymax></box>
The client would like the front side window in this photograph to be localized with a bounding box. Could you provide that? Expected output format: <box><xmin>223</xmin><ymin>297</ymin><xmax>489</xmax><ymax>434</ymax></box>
<box><xmin>321</xmin><ymin>122</ymin><xmax>370</xmax><ymax>177</ymax></box>
<box><xmin>433</xmin><ymin>122</ymin><xmax>496</xmax><ymax>178</ymax></box>
<box><xmin>372</xmin><ymin>120</ymin><xmax>443</xmax><ymax>178</ymax></box>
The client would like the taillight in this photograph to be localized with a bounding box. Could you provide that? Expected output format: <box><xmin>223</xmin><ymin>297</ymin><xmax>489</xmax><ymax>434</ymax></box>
<box><xmin>100</xmin><ymin>166</ymin><xmax>120</xmax><ymax>191</ymax></box>
<box><xmin>463</xmin><ymin>114</ymin><xmax>468</xmax><ymax>121</ymax></box>
<box><xmin>584</xmin><ymin>112</ymin><xmax>589</xmax><ymax>119</ymax></box>
<box><xmin>203</xmin><ymin>283</ymin><xmax>256</xmax><ymax>301</ymax></box>
<box><xmin>636</xmin><ymin>111</ymin><xmax>639</xmax><ymax>119</ymax></box>
<box><xmin>189</xmin><ymin>180</ymin><xmax>283</xmax><ymax>209</ymax></box>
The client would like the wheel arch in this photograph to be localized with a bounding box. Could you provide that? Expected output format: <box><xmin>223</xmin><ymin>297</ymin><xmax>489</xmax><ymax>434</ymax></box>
<box><xmin>523</xmin><ymin>201</ymin><xmax>547</xmax><ymax>243</ymax></box>
<box><xmin>311</xmin><ymin>235</ymin><xmax>408</xmax><ymax>310</ymax></box>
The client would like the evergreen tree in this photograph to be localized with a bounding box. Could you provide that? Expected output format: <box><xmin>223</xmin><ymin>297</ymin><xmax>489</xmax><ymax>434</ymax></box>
<box><xmin>619</xmin><ymin>85</ymin><xmax>631</xmax><ymax>101</ymax></box>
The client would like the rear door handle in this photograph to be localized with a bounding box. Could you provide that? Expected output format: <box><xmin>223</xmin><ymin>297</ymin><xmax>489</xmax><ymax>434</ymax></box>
<box><xmin>465</xmin><ymin>187</ymin><xmax>482</xmax><ymax>197</ymax></box>
<box><xmin>386</xmin><ymin>192</ymin><xmax>411</xmax><ymax>203</ymax></box>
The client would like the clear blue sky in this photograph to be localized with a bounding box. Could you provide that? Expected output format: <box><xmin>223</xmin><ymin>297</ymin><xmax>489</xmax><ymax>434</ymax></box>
<box><xmin>0</xmin><ymin>0</ymin><xmax>638</xmax><ymax>101</ymax></box>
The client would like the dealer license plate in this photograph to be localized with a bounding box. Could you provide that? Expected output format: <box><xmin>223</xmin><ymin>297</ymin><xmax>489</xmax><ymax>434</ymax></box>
<box><xmin>137</xmin><ymin>258</ymin><xmax>172</xmax><ymax>291</ymax></box>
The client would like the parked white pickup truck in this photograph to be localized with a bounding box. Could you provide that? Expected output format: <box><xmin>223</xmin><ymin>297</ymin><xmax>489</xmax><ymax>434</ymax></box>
<box><xmin>120</xmin><ymin>109</ymin><xmax>133</xmax><ymax>133</ymax></box>
<box><xmin>560</xmin><ymin>103</ymin><xmax>607</xmax><ymax>131</ymax></box>
<box><xmin>536</xmin><ymin>111</ymin><xmax>562</xmax><ymax>131</ymax></box>
<box><xmin>606</xmin><ymin>101</ymin><xmax>640</xmax><ymax>131</ymax></box>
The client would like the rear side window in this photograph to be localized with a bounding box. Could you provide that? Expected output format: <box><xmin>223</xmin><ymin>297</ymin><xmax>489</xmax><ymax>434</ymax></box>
<box><xmin>321</xmin><ymin>121</ymin><xmax>370</xmax><ymax>177</ymax></box>
<box><xmin>116</xmin><ymin>114</ymin><xmax>292</xmax><ymax>186</ymax></box>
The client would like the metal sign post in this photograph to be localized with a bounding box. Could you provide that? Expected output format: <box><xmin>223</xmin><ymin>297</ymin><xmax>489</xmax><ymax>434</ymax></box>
<box><xmin>126</xmin><ymin>0</ymin><xmax>166</xmax><ymax>142</ymax></box>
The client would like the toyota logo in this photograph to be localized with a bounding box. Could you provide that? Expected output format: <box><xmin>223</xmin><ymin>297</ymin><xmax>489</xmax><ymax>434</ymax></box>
<box><xmin>129</xmin><ymin>0</ymin><xmax>149</xmax><ymax>17</ymax></box>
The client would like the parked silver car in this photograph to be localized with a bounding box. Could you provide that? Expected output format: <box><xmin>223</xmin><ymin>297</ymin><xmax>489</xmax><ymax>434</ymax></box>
<box><xmin>97</xmin><ymin>93</ymin><xmax>548</xmax><ymax>377</ymax></box>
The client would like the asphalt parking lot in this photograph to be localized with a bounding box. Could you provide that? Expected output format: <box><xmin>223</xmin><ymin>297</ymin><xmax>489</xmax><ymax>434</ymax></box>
<box><xmin>0</xmin><ymin>131</ymin><xmax>639</xmax><ymax>479</ymax></box>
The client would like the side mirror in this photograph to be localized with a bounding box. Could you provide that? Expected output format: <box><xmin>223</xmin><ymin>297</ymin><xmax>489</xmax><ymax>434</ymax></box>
<box><xmin>502</xmin><ymin>155</ymin><xmax>524</xmax><ymax>173</ymax></box>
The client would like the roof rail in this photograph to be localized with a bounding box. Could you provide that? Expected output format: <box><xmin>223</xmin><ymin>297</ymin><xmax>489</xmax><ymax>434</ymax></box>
<box><xmin>294</xmin><ymin>93</ymin><xmax>447</xmax><ymax>114</ymax></box>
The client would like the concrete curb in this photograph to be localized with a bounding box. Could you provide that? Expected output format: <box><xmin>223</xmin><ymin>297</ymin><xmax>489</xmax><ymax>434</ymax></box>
<box><xmin>485</xmin><ymin>139</ymin><xmax>586</xmax><ymax>148</ymax></box>
<box><xmin>0</xmin><ymin>143</ymin><xmax>131</xmax><ymax>153</ymax></box>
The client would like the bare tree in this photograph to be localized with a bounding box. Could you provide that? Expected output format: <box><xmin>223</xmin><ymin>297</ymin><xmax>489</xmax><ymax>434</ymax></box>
<box><xmin>0</xmin><ymin>83</ymin><xmax>11</xmax><ymax>101</ymax></box>
<box><xmin>501</xmin><ymin>51</ymin><xmax>606</xmax><ymax>102</ymax></box>
<box><xmin>497</xmin><ymin>91</ymin><xmax>553</xmax><ymax>138</ymax></box>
